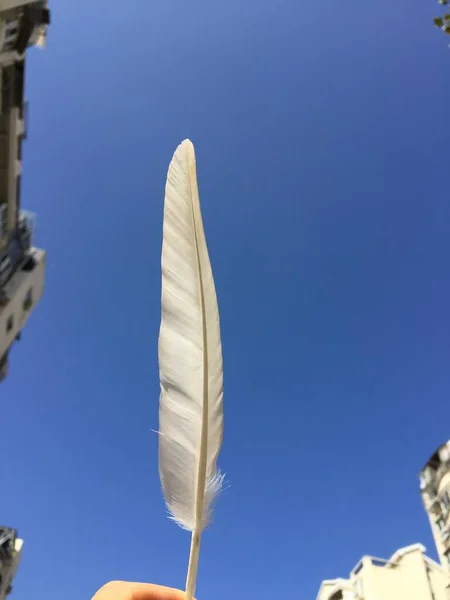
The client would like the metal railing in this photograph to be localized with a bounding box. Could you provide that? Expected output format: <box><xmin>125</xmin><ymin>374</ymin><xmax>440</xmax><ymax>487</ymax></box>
<box><xmin>19</xmin><ymin>210</ymin><xmax>35</xmax><ymax>244</ymax></box>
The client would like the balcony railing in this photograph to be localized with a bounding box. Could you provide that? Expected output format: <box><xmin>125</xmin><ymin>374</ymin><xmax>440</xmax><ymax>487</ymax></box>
<box><xmin>0</xmin><ymin>215</ymin><xmax>35</xmax><ymax>289</ymax></box>
<box><xmin>19</xmin><ymin>210</ymin><xmax>36</xmax><ymax>243</ymax></box>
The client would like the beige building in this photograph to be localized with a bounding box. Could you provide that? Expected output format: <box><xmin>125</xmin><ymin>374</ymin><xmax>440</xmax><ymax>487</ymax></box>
<box><xmin>0</xmin><ymin>526</ymin><xmax>23</xmax><ymax>600</ymax></box>
<box><xmin>420</xmin><ymin>441</ymin><xmax>450</xmax><ymax>570</ymax></box>
<box><xmin>0</xmin><ymin>0</ymin><xmax>50</xmax><ymax>381</ymax></box>
<box><xmin>317</xmin><ymin>543</ymin><xmax>450</xmax><ymax>600</ymax></box>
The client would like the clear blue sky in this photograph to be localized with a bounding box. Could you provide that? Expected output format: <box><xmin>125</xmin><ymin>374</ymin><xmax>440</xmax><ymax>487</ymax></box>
<box><xmin>3</xmin><ymin>1</ymin><xmax>450</xmax><ymax>599</ymax></box>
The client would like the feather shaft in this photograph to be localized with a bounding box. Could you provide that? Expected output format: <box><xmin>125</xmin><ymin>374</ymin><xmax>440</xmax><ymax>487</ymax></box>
<box><xmin>186</xmin><ymin>530</ymin><xmax>201</xmax><ymax>599</ymax></box>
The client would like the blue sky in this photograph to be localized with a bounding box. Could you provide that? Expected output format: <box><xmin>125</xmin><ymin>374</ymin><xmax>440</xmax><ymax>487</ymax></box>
<box><xmin>3</xmin><ymin>1</ymin><xmax>450</xmax><ymax>599</ymax></box>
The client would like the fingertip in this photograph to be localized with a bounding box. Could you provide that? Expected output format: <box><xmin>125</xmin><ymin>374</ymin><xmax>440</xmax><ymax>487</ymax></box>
<box><xmin>92</xmin><ymin>581</ymin><xmax>186</xmax><ymax>600</ymax></box>
<box><xmin>130</xmin><ymin>582</ymin><xmax>186</xmax><ymax>600</ymax></box>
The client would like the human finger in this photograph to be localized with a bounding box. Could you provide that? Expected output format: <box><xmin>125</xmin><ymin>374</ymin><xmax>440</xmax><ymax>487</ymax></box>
<box><xmin>92</xmin><ymin>580</ymin><xmax>186</xmax><ymax>600</ymax></box>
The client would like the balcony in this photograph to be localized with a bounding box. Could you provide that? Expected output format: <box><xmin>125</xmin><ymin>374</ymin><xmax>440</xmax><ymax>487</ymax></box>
<box><xmin>19</xmin><ymin>210</ymin><xmax>35</xmax><ymax>242</ymax></box>
<box><xmin>15</xmin><ymin>2</ymin><xmax>51</xmax><ymax>54</ymax></box>
<box><xmin>15</xmin><ymin>7</ymin><xmax>35</xmax><ymax>55</ymax></box>
<box><xmin>0</xmin><ymin>216</ymin><xmax>34</xmax><ymax>289</ymax></box>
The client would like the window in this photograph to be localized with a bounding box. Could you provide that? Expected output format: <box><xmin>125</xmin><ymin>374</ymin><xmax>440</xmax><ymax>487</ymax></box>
<box><xmin>21</xmin><ymin>255</ymin><xmax>36</xmax><ymax>272</ymax></box>
<box><xmin>12</xmin><ymin>62</ymin><xmax>24</xmax><ymax>108</ymax></box>
<box><xmin>16</xmin><ymin>175</ymin><xmax>21</xmax><ymax>209</ymax></box>
<box><xmin>1</xmin><ymin>68</ymin><xmax>11</xmax><ymax>111</ymax></box>
<box><xmin>6</xmin><ymin>315</ymin><xmax>13</xmax><ymax>333</ymax></box>
<box><xmin>442</xmin><ymin>491</ymin><xmax>450</xmax><ymax>509</ymax></box>
<box><xmin>0</xmin><ymin>205</ymin><xmax>7</xmax><ymax>240</ymax></box>
<box><xmin>23</xmin><ymin>288</ymin><xmax>32</xmax><ymax>311</ymax></box>
<box><xmin>437</xmin><ymin>517</ymin><xmax>446</xmax><ymax>531</ymax></box>
<box><xmin>2</xmin><ymin>38</ymin><xmax>15</xmax><ymax>52</ymax></box>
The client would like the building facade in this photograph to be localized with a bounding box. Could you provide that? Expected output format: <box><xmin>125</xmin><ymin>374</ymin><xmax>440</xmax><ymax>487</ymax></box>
<box><xmin>0</xmin><ymin>526</ymin><xmax>23</xmax><ymax>600</ymax></box>
<box><xmin>420</xmin><ymin>440</ymin><xmax>450</xmax><ymax>571</ymax></box>
<box><xmin>0</xmin><ymin>0</ymin><xmax>49</xmax><ymax>381</ymax></box>
<box><xmin>317</xmin><ymin>543</ymin><xmax>450</xmax><ymax>600</ymax></box>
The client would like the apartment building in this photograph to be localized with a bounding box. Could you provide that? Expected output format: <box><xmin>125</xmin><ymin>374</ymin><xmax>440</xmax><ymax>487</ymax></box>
<box><xmin>317</xmin><ymin>543</ymin><xmax>450</xmax><ymax>600</ymax></box>
<box><xmin>420</xmin><ymin>441</ymin><xmax>450</xmax><ymax>571</ymax></box>
<box><xmin>0</xmin><ymin>526</ymin><xmax>23</xmax><ymax>600</ymax></box>
<box><xmin>0</xmin><ymin>0</ymin><xmax>50</xmax><ymax>382</ymax></box>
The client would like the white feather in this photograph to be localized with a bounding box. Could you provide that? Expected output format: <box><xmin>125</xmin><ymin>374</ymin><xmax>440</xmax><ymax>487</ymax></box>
<box><xmin>158</xmin><ymin>139</ymin><xmax>224</xmax><ymax>598</ymax></box>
